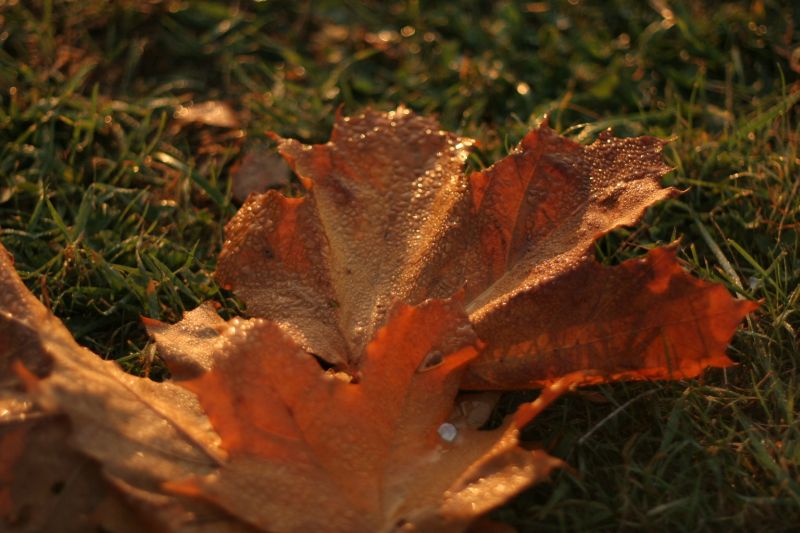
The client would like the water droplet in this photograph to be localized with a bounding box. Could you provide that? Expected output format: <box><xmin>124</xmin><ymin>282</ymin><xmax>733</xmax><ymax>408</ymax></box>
<box><xmin>437</xmin><ymin>422</ymin><xmax>458</xmax><ymax>443</ymax></box>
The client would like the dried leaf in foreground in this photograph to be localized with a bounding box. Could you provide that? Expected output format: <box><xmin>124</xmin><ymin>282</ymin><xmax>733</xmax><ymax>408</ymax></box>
<box><xmin>163</xmin><ymin>300</ymin><xmax>564</xmax><ymax>532</ymax></box>
<box><xmin>0</xmin><ymin>107</ymin><xmax>756</xmax><ymax>532</ymax></box>
<box><xmin>217</xmin><ymin>107</ymin><xmax>754</xmax><ymax>386</ymax></box>
<box><xmin>1</xmin><ymin>243</ymin><xmax>569</xmax><ymax>532</ymax></box>
<box><xmin>0</xmin><ymin>245</ymin><xmax>248</xmax><ymax>532</ymax></box>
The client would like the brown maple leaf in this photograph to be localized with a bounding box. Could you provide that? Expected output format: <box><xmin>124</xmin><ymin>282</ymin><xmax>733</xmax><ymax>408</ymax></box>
<box><xmin>1</xmin><ymin>243</ymin><xmax>571</xmax><ymax>532</ymax></box>
<box><xmin>160</xmin><ymin>299</ymin><xmax>567</xmax><ymax>531</ymax></box>
<box><xmin>0</xmin><ymin>108</ymin><xmax>755</xmax><ymax>532</ymax></box>
<box><xmin>215</xmin><ymin>107</ymin><xmax>756</xmax><ymax>387</ymax></box>
<box><xmin>0</xmin><ymin>245</ymin><xmax>238</xmax><ymax>532</ymax></box>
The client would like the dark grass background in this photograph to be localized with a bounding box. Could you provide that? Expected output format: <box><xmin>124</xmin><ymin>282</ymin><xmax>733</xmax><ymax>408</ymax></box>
<box><xmin>1</xmin><ymin>1</ymin><xmax>799</xmax><ymax>530</ymax></box>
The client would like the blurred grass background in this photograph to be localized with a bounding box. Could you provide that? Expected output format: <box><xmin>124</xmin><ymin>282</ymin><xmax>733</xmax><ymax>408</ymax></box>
<box><xmin>1</xmin><ymin>0</ymin><xmax>799</xmax><ymax>530</ymax></box>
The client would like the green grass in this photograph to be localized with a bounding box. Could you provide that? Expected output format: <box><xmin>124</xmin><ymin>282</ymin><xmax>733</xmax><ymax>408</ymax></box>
<box><xmin>1</xmin><ymin>0</ymin><xmax>798</xmax><ymax>530</ymax></box>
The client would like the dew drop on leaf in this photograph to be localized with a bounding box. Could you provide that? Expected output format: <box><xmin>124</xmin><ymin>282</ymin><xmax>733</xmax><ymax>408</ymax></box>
<box><xmin>437</xmin><ymin>422</ymin><xmax>458</xmax><ymax>442</ymax></box>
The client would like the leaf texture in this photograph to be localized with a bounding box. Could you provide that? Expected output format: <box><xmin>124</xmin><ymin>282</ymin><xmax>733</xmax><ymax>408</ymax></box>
<box><xmin>0</xmin><ymin>245</ymin><xmax>252</xmax><ymax>532</ymax></box>
<box><xmin>1</xmin><ymin>243</ymin><xmax>570</xmax><ymax>532</ymax></box>
<box><xmin>217</xmin><ymin>108</ymin><xmax>753</xmax><ymax>387</ymax></box>
<box><xmin>0</xmin><ymin>108</ymin><xmax>756</xmax><ymax>532</ymax></box>
<box><xmin>164</xmin><ymin>300</ymin><xmax>563</xmax><ymax>532</ymax></box>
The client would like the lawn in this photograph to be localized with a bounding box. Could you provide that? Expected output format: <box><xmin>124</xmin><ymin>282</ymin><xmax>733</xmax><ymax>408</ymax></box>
<box><xmin>1</xmin><ymin>0</ymin><xmax>799</xmax><ymax>530</ymax></box>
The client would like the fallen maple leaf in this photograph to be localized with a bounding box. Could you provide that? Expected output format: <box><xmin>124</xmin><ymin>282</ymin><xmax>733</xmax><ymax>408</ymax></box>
<box><xmin>160</xmin><ymin>300</ymin><xmax>568</xmax><ymax>531</ymax></box>
<box><xmin>216</xmin><ymin>107</ymin><xmax>756</xmax><ymax>386</ymax></box>
<box><xmin>1</xmin><ymin>244</ymin><xmax>570</xmax><ymax>532</ymax></box>
<box><xmin>0</xmin><ymin>246</ymin><xmax>237</xmax><ymax>532</ymax></box>
<box><xmin>0</xmin><ymin>108</ymin><xmax>755</xmax><ymax>532</ymax></box>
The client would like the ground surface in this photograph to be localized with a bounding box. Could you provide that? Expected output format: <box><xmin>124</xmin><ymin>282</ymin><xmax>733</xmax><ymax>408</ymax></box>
<box><xmin>1</xmin><ymin>1</ymin><xmax>799</xmax><ymax>530</ymax></box>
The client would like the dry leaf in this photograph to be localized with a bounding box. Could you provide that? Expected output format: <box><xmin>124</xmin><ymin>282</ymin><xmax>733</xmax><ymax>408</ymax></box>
<box><xmin>217</xmin><ymin>107</ymin><xmax>755</xmax><ymax>386</ymax></box>
<box><xmin>0</xmin><ymin>108</ymin><xmax>755</xmax><ymax>532</ymax></box>
<box><xmin>1</xmin><ymin>242</ymin><xmax>571</xmax><ymax>531</ymax></box>
<box><xmin>174</xmin><ymin>101</ymin><xmax>241</xmax><ymax>129</ymax></box>
<box><xmin>230</xmin><ymin>146</ymin><xmax>292</xmax><ymax>203</ymax></box>
<box><xmin>0</xmin><ymin>416</ymin><xmax>150</xmax><ymax>533</ymax></box>
<box><xmin>160</xmin><ymin>300</ymin><xmax>565</xmax><ymax>531</ymax></box>
<box><xmin>463</xmin><ymin>245</ymin><xmax>756</xmax><ymax>388</ymax></box>
<box><xmin>0</xmin><ymin>246</ymin><xmax>249</xmax><ymax>532</ymax></box>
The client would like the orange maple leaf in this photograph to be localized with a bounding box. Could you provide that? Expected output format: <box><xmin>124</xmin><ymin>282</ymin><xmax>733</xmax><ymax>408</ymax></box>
<box><xmin>161</xmin><ymin>300</ymin><xmax>566</xmax><ymax>531</ymax></box>
<box><xmin>0</xmin><ymin>108</ymin><xmax>755</xmax><ymax>532</ymax></box>
<box><xmin>216</xmin><ymin>107</ymin><xmax>756</xmax><ymax>387</ymax></box>
<box><xmin>0</xmin><ymin>245</ymin><xmax>569</xmax><ymax>531</ymax></box>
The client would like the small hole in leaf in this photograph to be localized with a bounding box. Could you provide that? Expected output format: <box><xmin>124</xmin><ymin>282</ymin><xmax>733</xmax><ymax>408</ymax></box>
<box><xmin>50</xmin><ymin>481</ymin><xmax>65</xmax><ymax>494</ymax></box>
<box><xmin>310</xmin><ymin>353</ymin><xmax>335</xmax><ymax>371</ymax></box>
<box><xmin>418</xmin><ymin>350</ymin><xmax>443</xmax><ymax>372</ymax></box>
<box><xmin>312</xmin><ymin>353</ymin><xmax>359</xmax><ymax>383</ymax></box>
